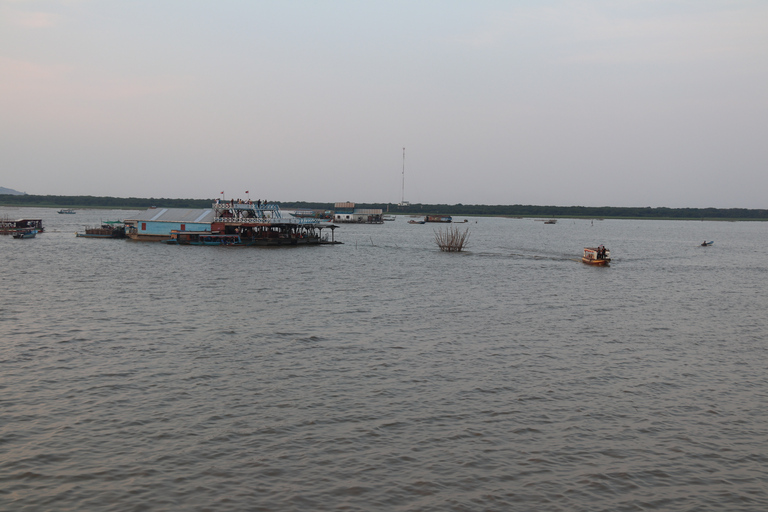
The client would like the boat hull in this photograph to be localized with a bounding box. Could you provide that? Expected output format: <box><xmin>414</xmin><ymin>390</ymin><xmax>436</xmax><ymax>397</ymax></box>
<box><xmin>12</xmin><ymin>231</ymin><xmax>37</xmax><ymax>239</ymax></box>
<box><xmin>76</xmin><ymin>233</ymin><xmax>123</xmax><ymax>238</ymax></box>
<box><xmin>582</xmin><ymin>257</ymin><xmax>610</xmax><ymax>265</ymax></box>
<box><xmin>424</xmin><ymin>215</ymin><xmax>452</xmax><ymax>223</ymax></box>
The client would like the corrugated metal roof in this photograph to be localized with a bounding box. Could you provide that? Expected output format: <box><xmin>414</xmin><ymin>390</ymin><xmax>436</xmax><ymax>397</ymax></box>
<box><xmin>335</xmin><ymin>202</ymin><xmax>355</xmax><ymax>208</ymax></box>
<box><xmin>125</xmin><ymin>208</ymin><xmax>215</xmax><ymax>223</ymax></box>
<box><xmin>354</xmin><ymin>209</ymin><xmax>383</xmax><ymax>214</ymax></box>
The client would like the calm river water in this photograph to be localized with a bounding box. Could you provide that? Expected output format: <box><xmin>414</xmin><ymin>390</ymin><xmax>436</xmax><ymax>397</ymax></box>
<box><xmin>1</xmin><ymin>207</ymin><xmax>767</xmax><ymax>511</ymax></box>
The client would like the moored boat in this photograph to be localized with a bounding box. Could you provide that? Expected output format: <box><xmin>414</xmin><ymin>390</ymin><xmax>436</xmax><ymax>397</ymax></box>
<box><xmin>582</xmin><ymin>246</ymin><xmax>610</xmax><ymax>265</ymax></box>
<box><xmin>58</xmin><ymin>209</ymin><xmax>76</xmax><ymax>214</ymax></box>
<box><xmin>290</xmin><ymin>209</ymin><xmax>333</xmax><ymax>220</ymax></box>
<box><xmin>383</xmin><ymin>215</ymin><xmax>396</xmax><ymax>221</ymax></box>
<box><xmin>424</xmin><ymin>215</ymin><xmax>452</xmax><ymax>223</ymax></box>
<box><xmin>12</xmin><ymin>229</ymin><xmax>37</xmax><ymax>239</ymax></box>
<box><xmin>0</xmin><ymin>218</ymin><xmax>44</xmax><ymax>236</ymax></box>
<box><xmin>76</xmin><ymin>222</ymin><xmax>126</xmax><ymax>238</ymax></box>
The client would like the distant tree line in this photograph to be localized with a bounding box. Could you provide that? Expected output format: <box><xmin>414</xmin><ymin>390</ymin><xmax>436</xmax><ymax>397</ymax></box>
<box><xmin>280</xmin><ymin>201</ymin><xmax>768</xmax><ymax>220</ymax></box>
<box><xmin>0</xmin><ymin>194</ymin><xmax>212</xmax><ymax>209</ymax></box>
<box><xmin>2</xmin><ymin>194</ymin><xmax>767</xmax><ymax>220</ymax></box>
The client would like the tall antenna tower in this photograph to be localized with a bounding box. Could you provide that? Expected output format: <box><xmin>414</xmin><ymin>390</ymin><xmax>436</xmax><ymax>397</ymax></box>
<box><xmin>399</xmin><ymin>147</ymin><xmax>409</xmax><ymax>206</ymax></box>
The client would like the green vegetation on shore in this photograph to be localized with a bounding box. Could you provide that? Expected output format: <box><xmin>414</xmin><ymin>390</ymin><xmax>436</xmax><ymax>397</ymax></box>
<box><xmin>1</xmin><ymin>194</ymin><xmax>767</xmax><ymax>220</ymax></box>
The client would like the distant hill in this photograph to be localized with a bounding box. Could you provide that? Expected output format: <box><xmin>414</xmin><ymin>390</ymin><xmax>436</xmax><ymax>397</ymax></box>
<box><xmin>0</xmin><ymin>187</ymin><xmax>25</xmax><ymax>195</ymax></box>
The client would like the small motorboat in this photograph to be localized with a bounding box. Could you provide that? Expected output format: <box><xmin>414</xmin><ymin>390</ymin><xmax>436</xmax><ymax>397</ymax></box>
<box><xmin>12</xmin><ymin>229</ymin><xmax>38</xmax><ymax>239</ymax></box>
<box><xmin>582</xmin><ymin>245</ymin><xmax>610</xmax><ymax>265</ymax></box>
<box><xmin>58</xmin><ymin>209</ymin><xmax>76</xmax><ymax>214</ymax></box>
<box><xmin>701</xmin><ymin>241</ymin><xmax>714</xmax><ymax>246</ymax></box>
<box><xmin>408</xmin><ymin>220</ymin><xmax>426</xmax><ymax>224</ymax></box>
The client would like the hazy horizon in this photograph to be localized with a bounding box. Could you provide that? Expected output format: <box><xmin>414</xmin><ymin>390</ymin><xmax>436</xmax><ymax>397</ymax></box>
<box><xmin>5</xmin><ymin>188</ymin><xmax>768</xmax><ymax>211</ymax></box>
<box><xmin>2</xmin><ymin>1</ymin><xmax>767</xmax><ymax>209</ymax></box>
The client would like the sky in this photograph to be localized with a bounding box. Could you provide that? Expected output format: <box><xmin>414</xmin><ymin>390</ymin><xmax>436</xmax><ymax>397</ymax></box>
<box><xmin>1</xmin><ymin>0</ymin><xmax>767</xmax><ymax>208</ymax></box>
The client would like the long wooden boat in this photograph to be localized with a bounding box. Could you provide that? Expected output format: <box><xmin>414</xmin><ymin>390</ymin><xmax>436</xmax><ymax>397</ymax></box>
<box><xmin>582</xmin><ymin>246</ymin><xmax>611</xmax><ymax>265</ymax></box>
<box><xmin>76</xmin><ymin>222</ymin><xmax>126</xmax><ymax>238</ymax></box>
<box><xmin>58</xmin><ymin>209</ymin><xmax>76</xmax><ymax>214</ymax></box>
<box><xmin>0</xmin><ymin>218</ymin><xmax>44</xmax><ymax>236</ymax></box>
<box><xmin>424</xmin><ymin>215</ymin><xmax>452</xmax><ymax>223</ymax></box>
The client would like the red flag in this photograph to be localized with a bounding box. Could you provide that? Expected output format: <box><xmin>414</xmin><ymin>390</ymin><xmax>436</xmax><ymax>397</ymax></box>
<box><xmin>245</xmin><ymin>191</ymin><xmax>249</xmax><ymax>194</ymax></box>
<box><xmin>220</xmin><ymin>191</ymin><xmax>224</xmax><ymax>194</ymax></box>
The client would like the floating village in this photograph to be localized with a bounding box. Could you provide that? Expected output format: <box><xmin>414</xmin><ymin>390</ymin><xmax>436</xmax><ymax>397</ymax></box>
<box><xmin>0</xmin><ymin>198</ymin><xmax>625</xmax><ymax>262</ymax></box>
<box><xmin>0</xmin><ymin>200</ymin><xmax>453</xmax><ymax>244</ymax></box>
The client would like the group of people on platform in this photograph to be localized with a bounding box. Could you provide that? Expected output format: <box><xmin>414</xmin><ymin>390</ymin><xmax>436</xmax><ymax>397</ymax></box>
<box><xmin>215</xmin><ymin>198</ymin><xmax>270</xmax><ymax>207</ymax></box>
<box><xmin>232</xmin><ymin>226</ymin><xmax>313</xmax><ymax>240</ymax></box>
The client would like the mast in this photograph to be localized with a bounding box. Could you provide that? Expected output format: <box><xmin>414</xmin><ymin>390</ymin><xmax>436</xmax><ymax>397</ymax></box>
<box><xmin>399</xmin><ymin>147</ymin><xmax>409</xmax><ymax>206</ymax></box>
<box><xmin>401</xmin><ymin>147</ymin><xmax>405</xmax><ymax>205</ymax></box>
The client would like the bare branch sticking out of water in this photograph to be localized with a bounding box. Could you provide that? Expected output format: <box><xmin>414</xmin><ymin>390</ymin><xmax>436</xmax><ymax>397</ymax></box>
<box><xmin>434</xmin><ymin>225</ymin><xmax>470</xmax><ymax>252</ymax></box>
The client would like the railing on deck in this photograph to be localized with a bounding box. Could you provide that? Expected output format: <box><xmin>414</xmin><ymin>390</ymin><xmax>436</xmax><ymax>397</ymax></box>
<box><xmin>211</xmin><ymin>202</ymin><xmax>332</xmax><ymax>225</ymax></box>
<box><xmin>212</xmin><ymin>202</ymin><xmax>282</xmax><ymax>220</ymax></box>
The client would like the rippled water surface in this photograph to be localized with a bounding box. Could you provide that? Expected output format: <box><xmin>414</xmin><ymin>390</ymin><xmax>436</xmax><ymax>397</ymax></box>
<box><xmin>2</xmin><ymin>207</ymin><xmax>767</xmax><ymax>511</ymax></box>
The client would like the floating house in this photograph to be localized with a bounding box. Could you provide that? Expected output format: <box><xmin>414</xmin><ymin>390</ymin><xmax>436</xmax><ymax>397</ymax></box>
<box><xmin>124</xmin><ymin>202</ymin><xmax>340</xmax><ymax>245</ymax></box>
<box><xmin>210</xmin><ymin>201</ymin><xmax>339</xmax><ymax>245</ymax></box>
<box><xmin>124</xmin><ymin>208</ymin><xmax>215</xmax><ymax>241</ymax></box>
<box><xmin>333</xmin><ymin>202</ymin><xmax>383</xmax><ymax>224</ymax></box>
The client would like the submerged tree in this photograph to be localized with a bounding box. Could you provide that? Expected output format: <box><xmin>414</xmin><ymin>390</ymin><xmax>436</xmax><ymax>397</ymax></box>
<box><xmin>434</xmin><ymin>225</ymin><xmax>470</xmax><ymax>252</ymax></box>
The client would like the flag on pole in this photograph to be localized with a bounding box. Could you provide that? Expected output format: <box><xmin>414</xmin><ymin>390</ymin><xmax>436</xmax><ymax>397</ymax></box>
<box><xmin>245</xmin><ymin>191</ymin><xmax>249</xmax><ymax>194</ymax></box>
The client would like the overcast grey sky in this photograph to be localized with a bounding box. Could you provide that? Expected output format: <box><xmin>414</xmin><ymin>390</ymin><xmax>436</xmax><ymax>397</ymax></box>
<box><xmin>2</xmin><ymin>0</ymin><xmax>767</xmax><ymax>208</ymax></box>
